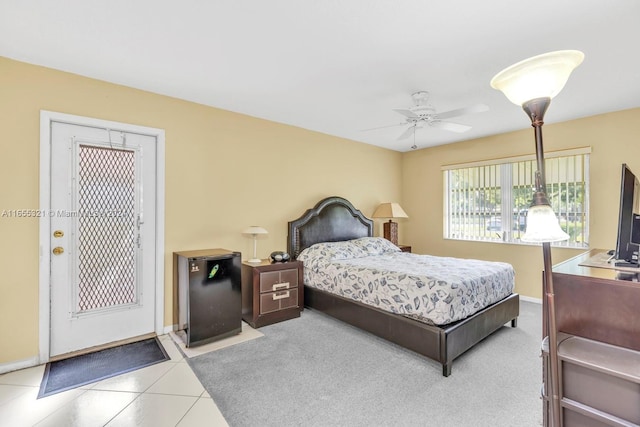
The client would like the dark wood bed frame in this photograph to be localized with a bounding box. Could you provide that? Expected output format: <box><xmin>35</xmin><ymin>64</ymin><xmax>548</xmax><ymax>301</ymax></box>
<box><xmin>287</xmin><ymin>196</ymin><xmax>520</xmax><ymax>376</ymax></box>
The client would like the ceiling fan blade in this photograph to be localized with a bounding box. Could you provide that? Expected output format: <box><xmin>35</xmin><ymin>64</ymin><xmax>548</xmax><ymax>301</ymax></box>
<box><xmin>396</xmin><ymin>126</ymin><xmax>416</xmax><ymax>140</ymax></box>
<box><xmin>430</xmin><ymin>120</ymin><xmax>472</xmax><ymax>133</ymax></box>
<box><xmin>436</xmin><ymin>104</ymin><xmax>489</xmax><ymax>120</ymax></box>
<box><xmin>360</xmin><ymin>122</ymin><xmax>406</xmax><ymax>132</ymax></box>
<box><xmin>392</xmin><ymin>109</ymin><xmax>419</xmax><ymax>119</ymax></box>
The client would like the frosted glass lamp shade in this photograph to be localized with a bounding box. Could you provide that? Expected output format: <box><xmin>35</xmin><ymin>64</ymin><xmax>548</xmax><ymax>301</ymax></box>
<box><xmin>242</xmin><ymin>226</ymin><xmax>268</xmax><ymax>236</ymax></box>
<box><xmin>490</xmin><ymin>50</ymin><xmax>584</xmax><ymax>106</ymax></box>
<box><xmin>521</xmin><ymin>205</ymin><xmax>570</xmax><ymax>243</ymax></box>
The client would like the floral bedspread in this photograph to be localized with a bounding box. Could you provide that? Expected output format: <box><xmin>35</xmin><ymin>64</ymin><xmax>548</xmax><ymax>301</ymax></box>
<box><xmin>297</xmin><ymin>237</ymin><xmax>515</xmax><ymax>325</ymax></box>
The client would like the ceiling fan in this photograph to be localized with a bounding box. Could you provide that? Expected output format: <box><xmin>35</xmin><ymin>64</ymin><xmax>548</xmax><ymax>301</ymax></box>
<box><xmin>365</xmin><ymin>91</ymin><xmax>489</xmax><ymax>141</ymax></box>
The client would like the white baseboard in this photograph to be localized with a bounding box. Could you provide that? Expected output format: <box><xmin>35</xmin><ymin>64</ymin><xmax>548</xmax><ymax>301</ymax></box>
<box><xmin>519</xmin><ymin>295</ymin><xmax>542</xmax><ymax>304</ymax></box>
<box><xmin>163</xmin><ymin>324</ymin><xmax>177</xmax><ymax>335</ymax></box>
<box><xmin>0</xmin><ymin>356</ymin><xmax>40</xmax><ymax>375</ymax></box>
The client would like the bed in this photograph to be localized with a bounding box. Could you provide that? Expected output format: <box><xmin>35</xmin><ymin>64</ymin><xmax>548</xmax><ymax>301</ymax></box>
<box><xmin>287</xmin><ymin>196</ymin><xmax>520</xmax><ymax>376</ymax></box>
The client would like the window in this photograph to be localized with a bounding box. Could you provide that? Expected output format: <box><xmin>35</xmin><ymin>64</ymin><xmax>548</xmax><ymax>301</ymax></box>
<box><xmin>443</xmin><ymin>148</ymin><xmax>589</xmax><ymax>248</ymax></box>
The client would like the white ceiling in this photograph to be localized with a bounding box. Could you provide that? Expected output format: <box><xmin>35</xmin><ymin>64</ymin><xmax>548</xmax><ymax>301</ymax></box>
<box><xmin>1</xmin><ymin>0</ymin><xmax>639</xmax><ymax>152</ymax></box>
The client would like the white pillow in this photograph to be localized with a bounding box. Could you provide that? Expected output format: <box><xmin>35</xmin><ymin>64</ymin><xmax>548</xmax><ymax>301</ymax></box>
<box><xmin>351</xmin><ymin>237</ymin><xmax>401</xmax><ymax>255</ymax></box>
<box><xmin>296</xmin><ymin>240</ymin><xmax>368</xmax><ymax>262</ymax></box>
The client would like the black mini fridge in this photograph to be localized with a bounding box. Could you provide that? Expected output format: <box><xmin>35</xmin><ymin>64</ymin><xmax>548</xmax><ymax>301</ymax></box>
<box><xmin>175</xmin><ymin>249</ymin><xmax>242</xmax><ymax>347</ymax></box>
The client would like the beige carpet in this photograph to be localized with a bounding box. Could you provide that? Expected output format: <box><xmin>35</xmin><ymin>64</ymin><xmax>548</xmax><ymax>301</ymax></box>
<box><xmin>188</xmin><ymin>303</ymin><xmax>543</xmax><ymax>427</ymax></box>
<box><xmin>169</xmin><ymin>322</ymin><xmax>263</xmax><ymax>358</ymax></box>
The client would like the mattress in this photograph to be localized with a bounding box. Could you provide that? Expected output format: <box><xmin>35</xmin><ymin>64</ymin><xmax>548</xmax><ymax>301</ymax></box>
<box><xmin>297</xmin><ymin>237</ymin><xmax>515</xmax><ymax>325</ymax></box>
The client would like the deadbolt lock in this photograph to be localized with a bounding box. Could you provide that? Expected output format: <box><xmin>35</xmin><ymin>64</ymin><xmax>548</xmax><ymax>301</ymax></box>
<box><xmin>53</xmin><ymin>230</ymin><xmax>64</xmax><ymax>238</ymax></box>
<box><xmin>52</xmin><ymin>247</ymin><xmax>64</xmax><ymax>255</ymax></box>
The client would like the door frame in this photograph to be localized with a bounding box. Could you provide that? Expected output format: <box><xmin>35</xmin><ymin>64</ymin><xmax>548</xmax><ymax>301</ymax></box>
<box><xmin>38</xmin><ymin>110</ymin><xmax>166</xmax><ymax>363</ymax></box>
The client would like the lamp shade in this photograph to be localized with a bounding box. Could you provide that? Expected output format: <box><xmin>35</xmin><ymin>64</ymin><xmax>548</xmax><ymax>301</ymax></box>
<box><xmin>372</xmin><ymin>203</ymin><xmax>409</xmax><ymax>219</ymax></box>
<box><xmin>521</xmin><ymin>204</ymin><xmax>570</xmax><ymax>243</ymax></box>
<box><xmin>490</xmin><ymin>50</ymin><xmax>584</xmax><ymax>106</ymax></box>
<box><xmin>242</xmin><ymin>226</ymin><xmax>268</xmax><ymax>236</ymax></box>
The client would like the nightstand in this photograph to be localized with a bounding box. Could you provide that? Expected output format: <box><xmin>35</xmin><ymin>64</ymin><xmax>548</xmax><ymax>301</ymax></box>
<box><xmin>398</xmin><ymin>245</ymin><xmax>412</xmax><ymax>253</ymax></box>
<box><xmin>241</xmin><ymin>260</ymin><xmax>303</xmax><ymax>328</ymax></box>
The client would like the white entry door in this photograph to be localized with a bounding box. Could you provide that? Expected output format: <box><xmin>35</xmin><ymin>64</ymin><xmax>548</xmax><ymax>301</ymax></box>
<box><xmin>49</xmin><ymin>120</ymin><xmax>157</xmax><ymax>357</ymax></box>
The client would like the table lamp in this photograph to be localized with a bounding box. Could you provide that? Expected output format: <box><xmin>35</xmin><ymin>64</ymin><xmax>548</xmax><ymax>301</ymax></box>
<box><xmin>372</xmin><ymin>202</ymin><xmax>408</xmax><ymax>246</ymax></box>
<box><xmin>242</xmin><ymin>226</ymin><xmax>268</xmax><ymax>263</ymax></box>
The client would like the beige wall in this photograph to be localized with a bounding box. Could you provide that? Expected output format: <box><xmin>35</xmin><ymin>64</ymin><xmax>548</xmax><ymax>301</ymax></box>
<box><xmin>401</xmin><ymin>107</ymin><xmax>640</xmax><ymax>298</ymax></box>
<box><xmin>2</xmin><ymin>54</ymin><xmax>638</xmax><ymax>367</ymax></box>
<box><xmin>0</xmin><ymin>57</ymin><xmax>402</xmax><ymax>364</ymax></box>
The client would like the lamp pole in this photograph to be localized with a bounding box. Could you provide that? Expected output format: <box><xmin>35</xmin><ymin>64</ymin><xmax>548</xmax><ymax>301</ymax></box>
<box><xmin>252</xmin><ymin>234</ymin><xmax>258</xmax><ymax>260</ymax></box>
<box><xmin>523</xmin><ymin>97</ymin><xmax>562</xmax><ymax>427</ymax></box>
<box><xmin>523</xmin><ymin>97</ymin><xmax>550</xmax><ymax>184</ymax></box>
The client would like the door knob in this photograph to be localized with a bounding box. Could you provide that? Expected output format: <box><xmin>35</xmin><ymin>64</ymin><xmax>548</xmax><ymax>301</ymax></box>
<box><xmin>53</xmin><ymin>230</ymin><xmax>64</xmax><ymax>238</ymax></box>
<box><xmin>52</xmin><ymin>247</ymin><xmax>64</xmax><ymax>255</ymax></box>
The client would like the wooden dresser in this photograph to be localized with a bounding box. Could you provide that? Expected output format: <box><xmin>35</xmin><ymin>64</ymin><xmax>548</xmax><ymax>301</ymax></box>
<box><xmin>544</xmin><ymin>250</ymin><xmax>640</xmax><ymax>426</ymax></box>
<box><xmin>241</xmin><ymin>260</ymin><xmax>303</xmax><ymax>328</ymax></box>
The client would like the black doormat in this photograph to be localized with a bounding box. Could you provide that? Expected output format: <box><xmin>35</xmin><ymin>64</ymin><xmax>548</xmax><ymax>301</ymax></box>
<box><xmin>38</xmin><ymin>337</ymin><xmax>170</xmax><ymax>398</ymax></box>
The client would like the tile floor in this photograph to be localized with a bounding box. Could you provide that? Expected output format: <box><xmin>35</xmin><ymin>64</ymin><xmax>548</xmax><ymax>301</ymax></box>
<box><xmin>0</xmin><ymin>335</ymin><xmax>229</xmax><ymax>426</ymax></box>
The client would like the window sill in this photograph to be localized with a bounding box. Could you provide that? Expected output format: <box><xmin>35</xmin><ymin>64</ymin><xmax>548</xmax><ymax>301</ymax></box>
<box><xmin>444</xmin><ymin>236</ymin><xmax>589</xmax><ymax>250</ymax></box>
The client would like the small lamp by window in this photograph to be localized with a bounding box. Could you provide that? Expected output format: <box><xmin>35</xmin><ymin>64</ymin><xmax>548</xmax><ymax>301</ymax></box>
<box><xmin>242</xmin><ymin>226</ymin><xmax>268</xmax><ymax>264</ymax></box>
<box><xmin>372</xmin><ymin>202</ymin><xmax>408</xmax><ymax>246</ymax></box>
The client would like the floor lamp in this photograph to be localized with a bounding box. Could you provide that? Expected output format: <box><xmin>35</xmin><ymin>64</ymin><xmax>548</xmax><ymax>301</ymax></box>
<box><xmin>491</xmin><ymin>50</ymin><xmax>584</xmax><ymax>427</ymax></box>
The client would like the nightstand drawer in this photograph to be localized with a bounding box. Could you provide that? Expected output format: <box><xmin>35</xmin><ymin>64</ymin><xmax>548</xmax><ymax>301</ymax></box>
<box><xmin>260</xmin><ymin>289</ymin><xmax>299</xmax><ymax>314</ymax></box>
<box><xmin>259</xmin><ymin>268</ymin><xmax>298</xmax><ymax>293</ymax></box>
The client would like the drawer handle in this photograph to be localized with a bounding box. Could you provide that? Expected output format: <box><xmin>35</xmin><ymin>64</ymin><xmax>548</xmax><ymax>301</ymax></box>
<box><xmin>273</xmin><ymin>291</ymin><xmax>290</xmax><ymax>300</ymax></box>
<box><xmin>272</xmin><ymin>282</ymin><xmax>289</xmax><ymax>291</ymax></box>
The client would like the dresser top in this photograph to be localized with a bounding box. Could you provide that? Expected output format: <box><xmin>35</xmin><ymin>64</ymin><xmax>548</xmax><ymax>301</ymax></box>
<box><xmin>553</xmin><ymin>249</ymin><xmax>640</xmax><ymax>285</ymax></box>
